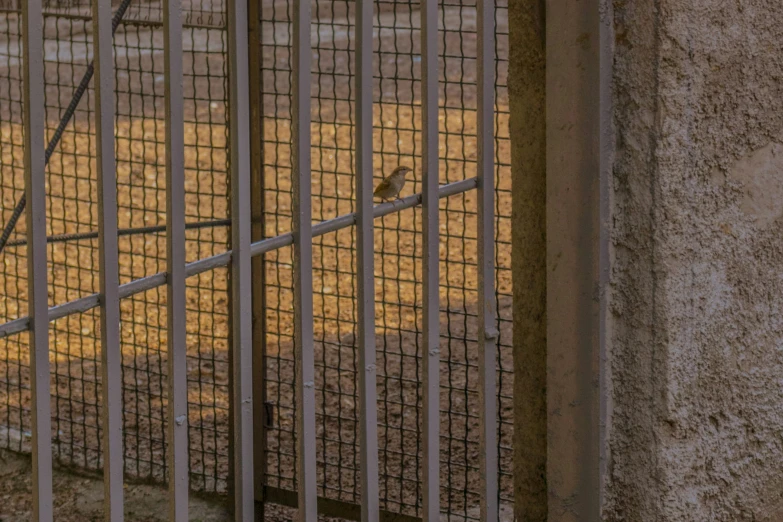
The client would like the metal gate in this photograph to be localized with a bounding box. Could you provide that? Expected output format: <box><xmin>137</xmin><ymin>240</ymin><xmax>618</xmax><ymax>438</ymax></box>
<box><xmin>0</xmin><ymin>0</ymin><xmax>510</xmax><ymax>520</ymax></box>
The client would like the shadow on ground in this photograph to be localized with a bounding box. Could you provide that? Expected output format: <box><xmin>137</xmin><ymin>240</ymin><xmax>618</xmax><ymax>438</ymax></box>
<box><xmin>0</xmin><ymin>449</ymin><xmax>235</xmax><ymax>521</ymax></box>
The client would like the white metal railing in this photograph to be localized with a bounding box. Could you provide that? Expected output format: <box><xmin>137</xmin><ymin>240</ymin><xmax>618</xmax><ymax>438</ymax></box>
<box><xmin>356</xmin><ymin>0</ymin><xmax>380</xmax><ymax>518</ymax></box>
<box><xmin>21</xmin><ymin>1</ymin><xmax>53</xmax><ymax>520</ymax></box>
<box><xmin>10</xmin><ymin>0</ymin><xmax>497</xmax><ymax>520</ymax></box>
<box><xmin>163</xmin><ymin>0</ymin><xmax>189</xmax><ymax>518</ymax></box>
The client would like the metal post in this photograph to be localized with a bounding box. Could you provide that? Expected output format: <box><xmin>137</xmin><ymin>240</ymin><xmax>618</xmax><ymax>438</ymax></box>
<box><xmin>420</xmin><ymin>0</ymin><xmax>440</xmax><ymax>514</ymax></box>
<box><xmin>92</xmin><ymin>0</ymin><xmax>124</xmax><ymax>518</ymax></box>
<box><xmin>292</xmin><ymin>0</ymin><xmax>317</xmax><ymax>516</ymax></box>
<box><xmin>248</xmin><ymin>0</ymin><xmax>268</xmax><ymax>513</ymax></box>
<box><xmin>476</xmin><ymin>0</ymin><xmax>497</xmax><ymax>517</ymax></box>
<box><xmin>22</xmin><ymin>1</ymin><xmax>53</xmax><ymax>520</ymax></box>
<box><xmin>227</xmin><ymin>0</ymin><xmax>255</xmax><ymax>519</ymax></box>
<box><xmin>163</xmin><ymin>0</ymin><xmax>188</xmax><ymax>519</ymax></box>
<box><xmin>355</xmin><ymin>0</ymin><xmax>379</xmax><ymax>517</ymax></box>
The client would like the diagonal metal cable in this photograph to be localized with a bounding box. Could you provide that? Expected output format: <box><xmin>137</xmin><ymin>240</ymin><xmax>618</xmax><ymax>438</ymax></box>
<box><xmin>3</xmin><ymin>218</ymin><xmax>231</xmax><ymax>248</ymax></box>
<box><xmin>0</xmin><ymin>0</ymin><xmax>134</xmax><ymax>254</ymax></box>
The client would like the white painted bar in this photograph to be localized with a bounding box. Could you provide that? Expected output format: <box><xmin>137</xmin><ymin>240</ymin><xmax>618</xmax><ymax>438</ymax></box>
<box><xmin>292</xmin><ymin>0</ymin><xmax>318</xmax><ymax>515</ymax></box>
<box><xmin>163</xmin><ymin>0</ymin><xmax>188</xmax><ymax>518</ymax></box>
<box><xmin>22</xmin><ymin>1</ymin><xmax>53</xmax><ymax>520</ymax></box>
<box><xmin>476</xmin><ymin>0</ymin><xmax>498</xmax><ymax>518</ymax></box>
<box><xmin>420</xmin><ymin>0</ymin><xmax>441</xmax><ymax>513</ymax></box>
<box><xmin>92</xmin><ymin>0</ymin><xmax>124</xmax><ymax>518</ymax></box>
<box><xmin>355</xmin><ymin>0</ymin><xmax>380</xmax><ymax>517</ymax></box>
<box><xmin>227</xmin><ymin>0</ymin><xmax>255</xmax><ymax>518</ymax></box>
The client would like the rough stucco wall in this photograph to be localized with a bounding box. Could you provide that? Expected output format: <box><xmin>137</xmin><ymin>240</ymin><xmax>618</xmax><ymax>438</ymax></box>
<box><xmin>607</xmin><ymin>0</ymin><xmax>783</xmax><ymax>520</ymax></box>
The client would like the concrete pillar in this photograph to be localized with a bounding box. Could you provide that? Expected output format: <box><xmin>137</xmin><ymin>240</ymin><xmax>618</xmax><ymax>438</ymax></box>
<box><xmin>510</xmin><ymin>0</ymin><xmax>783</xmax><ymax>519</ymax></box>
<box><xmin>605</xmin><ymin>0</ymin><xmax>783</xmax><ymax>519</ymax></box>
<box><xmin>511</xmin><ymin>0</ymin><xmax>609</xmax><ymax>518</ymax></box>
<box><xmin>544</xmin><ymin>0</ymin><xmax>608</xmax><ymax>521</ymax></box>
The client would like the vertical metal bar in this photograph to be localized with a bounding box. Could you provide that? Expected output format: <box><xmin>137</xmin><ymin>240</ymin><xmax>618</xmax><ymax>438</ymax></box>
<box><xmin>92</xmin><ymin>0</ymin><xmax>124</xmax><ymax>518</ymax></box>
<box><xmin>476</xmin><ymin>0</ymin><xmax>497</xmax><ymax>517</ymax></box>
<box><xmin>163</xmin><ymin>0</ymin><xmax>188</xmax><ymax>519</ymax></box>
<box><xmin>292</xmin><ymin>0</ymin><xmax>317</xmax><ymax>516</ymax></box>
<box><xmin>248</xmin><ymin>0</ymin><xmax>268</xmax><ymax>513</ymax></box>
<box><xmin>420</xmin><ymin>0</ymin><xmax>440</xmax><ymax>515</ymax></box>
<box><xmin>355</xmin><ymin>0</ymin><xmax>379</xmax><ymax>517</ymax></box>
<box><xmin>22</xmin><ymin>1</ymin><xmax>53</xmax><ymax>520</ymax></box>
<box><xmin>227</xmin><ymin>0</ymin><xmax>255</xmax><ymax>519</ymax></box>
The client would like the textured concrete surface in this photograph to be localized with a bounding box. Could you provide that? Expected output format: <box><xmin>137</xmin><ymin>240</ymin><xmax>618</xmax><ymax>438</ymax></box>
<box><xmin>605</xmin><ymin>0</ymin><xmax>783</xmax><ymax>520</ymax></box>
<box><xmin>512</xmin><ymin>0</ymin><xmax>783</xmax><ymax>520</ymax></box>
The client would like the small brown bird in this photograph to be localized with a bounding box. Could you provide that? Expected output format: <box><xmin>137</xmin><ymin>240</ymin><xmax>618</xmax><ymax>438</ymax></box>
<box><xmin>373</xmin><ymin>166</ymin><xmax>412</xmax><ymax>201</ymax></box>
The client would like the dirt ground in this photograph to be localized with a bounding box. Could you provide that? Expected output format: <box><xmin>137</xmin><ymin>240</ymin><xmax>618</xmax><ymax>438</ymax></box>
<box><xmin>0</xmin><ymin>447</ymin><xmax>513</xmax><ymax>521</ymax></box>
<box><xmin>0</xmin><ymin>0</ymin><xmax>513</xmax><ymax>519</ymax></box>
<box><xmin>0</xmin><ymin>448</ymin><xmax>325</xmax><ymax>521</ymax></box>
<box><xmin>0</xmin><ymin>449</ymin><xmax>232</xmax><ymax>521</ymax></box>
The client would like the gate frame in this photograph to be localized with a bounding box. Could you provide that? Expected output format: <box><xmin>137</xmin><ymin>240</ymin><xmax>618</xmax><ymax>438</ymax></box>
<box><xmin>7</xmin><ymin>0</ymin><xmax>500</xmax><ymax>519</ymax></box>
<box><xmin>247</xmin><ymin>0</ymin><xmax>268</xmax><ymax>519</ymax></box>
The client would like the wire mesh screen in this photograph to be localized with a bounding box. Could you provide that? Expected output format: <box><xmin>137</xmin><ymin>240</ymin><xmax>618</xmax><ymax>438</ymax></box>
<box><xmin>0</xmin><ymin>0</ymin><xmax>512</xmax><ymax>518</ymax></box>
<box><xmin>260</xmin><ymin>0</ymin><xmax>512</xmax><ymax>518</ymax></box>
<box><xmin>0</xmin><ymin>0</ymin><xmax>232</xmax><ymax>493</ymax></box>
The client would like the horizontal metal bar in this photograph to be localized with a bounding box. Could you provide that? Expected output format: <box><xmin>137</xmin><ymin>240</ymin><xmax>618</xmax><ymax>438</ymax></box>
<box><xmin>249</xmin><ymin>233</ymin><xmax>293</xmax><ymax>257</ymax></box>
<box><xmin>263</xmin><ymin>486</ymin><xmax>422</xmax><ymax>522</ymax></box>
<box><xmin>51</xmin><ymin>294</ymin><xmax>102</xmax><ymax>319</ymax></box>
<box><xmin>0</xmin><ymin>177</ymin><xmax>478</xmax><ymax>339</ymax></box>
<box><xmin>0</xmin><ymin>317</ymin><xmax>29</xmax><ymax>338</ymax></box>
<box><xmin>185</xmin><ymin>252</ymin><xmax>232</xmax><ymax>278</ymax></box>
<box><xmin>311</xmin><ymin>176</ymin><xmax>478</xmax><ymax>236</ymax></box>
<box><xmin>121</xmin><ymin>273</ymin><xmax>168</xmax><ymax>296</ymax></box>
<box><xmin>250</xmin><ymin>176</ymin><xmax>478</xmax><ymax>252</ymax></box>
